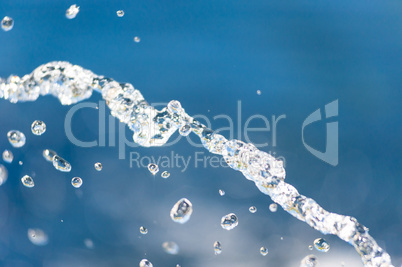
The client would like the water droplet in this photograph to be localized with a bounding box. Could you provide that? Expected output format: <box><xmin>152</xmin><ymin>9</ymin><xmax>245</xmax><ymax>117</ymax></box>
<box><xmin>170</xmin><ymin>198</ymin><xmax>193</xmax><ymax>224</ymax></box>
<box><xmin>134</xmin><ymin>36</ymin><xmax>141</xmax><ymax>43</ymax></box>
<box><xmin>269</xmin><ymin>203</ymin><xmax>278</xmax><ymax>212</ymax></box>
<box><xmin>27</xmin><ymin>228</ymin><xmax>48</xmax><ymax>246</ymax></box>
<box><xmin>249</xmin><ymin>206</ymin><xmax>257</xmax><ymax>213</ymax></box>
<box><xmin>19</xmin><ymin>161</ymin><xmax>23</xmax><ymax>165</ymax></box>
<box><xmin>53</xmin><ymin>155</ymin><xmax>72</xmax><ymax>172</ymax></box>
<box><xmin>161</xmin><ymin>171</ymin><xmax>170</xmax><ymax>178</ymax></box>
<box><xmin>257</xmin><ymin>90</ymin><xmax>261</xmax><ymax>95</ymax></box>
<box><xmin>43</xmin><ymin>149</ymin><xmax>57</xmax><ymax>162</ymax></box>
<box><xmin>140</xmin><ymin>226</ymin><xmax>148</xmax><ymax>234</ymax></box>
<box><xmin>162</xmin><ymin>241</ymin><xmax>179</xmax><ymax>255</ymax></box>
<box><xmin>300</xmin><ymin>254</ymin><xmax>318</xmax><ymax>267</ymax></box>
<box><xmin>220</xmin><ymin>213</ymin><xmax>238</xmax><ymax>230</ymax></box>
<box><xmin>139</xmin><ymin>259</ymin><xmax>153</xmax><ymax>267</ymax></box>
<box><xmin>84</xmin><ymin>238</ymin><xmax>94</xmax><ymax>249</ymax></box>
<box><xmin>2</xmin><ymin>150</ymin><xmax>13</xmax><ymax>163</ymax></box>
<box><xmin>71</xmin><ymin>177</ymin><xmax>83</xmax><ymax>188</ymax></box>
<box><xmin>0</xmin><ymin>164</ymin><xmax>8</xmax><ymax>186</ymax></box>
<box><xmin>1</xmin><ymin>16</ymin><xmax>14</xmax><ymax>31</ymax></box>
<box><xmin>308</xmin><ymin>245</ymin><xmax>313</xmax><ymax>250</ymax></box>
<box><xmin>116</xmin><ymin>10</ymin><xmax>124</xmax><ymax>17</ymax></box>
<box><xmin>179</xmin><ymin>123</ymin><xmax>191</xmax><ymax>136</ymax></box>
<box><xmin>219</xmin><ymin>189</ymin><xmax>225</xmax><ymax>196</ymax></box>
<box><xmin>7</xmin><ymin>130</ymin><xmax>26</xmax><ymax>148</ymax></box>
<box><xmin>66</xmin><ymin>4</ymin><xmax>80</xmax><ymax>19</ymax></box>
<box><xmin>313</xmin><ymin>238</ymin><xmax>330</xmax><ymax>252</ymax></box>
<box><xmin>167</xmin><ymin>100</ymin><xmax>182</xmax><ymax>114</ymax></box>
<box><xmin>94</xmin><ymin>162</ymin><xmax>103</xmax><ymax>171</ymax></box>
<box><xmin>147</xmin><ymin>163</ymin><xmax>159</xmax><ymax>175</ymax></box>
<box><xmin>260</xmin><ymin>246</ymin><xmax>268</xmax><ymax>256</ymax></box>
<box><xmin>214</xmin><ymin>241</ymin><xmax>222</xmax><ymax>255</ymax></box>
<box><xmin>21</xmin><ymin>175</ymin><xmax>34</xmax><ymax>188</ymax></box>
<box><xmin>31</xmin><ymin>120</ymin><xmax>46</xmax><ymax>135</ymax></box>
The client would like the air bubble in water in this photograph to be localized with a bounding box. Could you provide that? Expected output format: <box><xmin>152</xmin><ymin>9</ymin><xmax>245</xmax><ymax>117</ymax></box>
<box><xmin>1</xmin><ymin>16</ymin><xmax>14</xmax><ymax>31</ymax></box>
<box><xmin>179</xmin><ymin>123</ymin><xmax>191</xmax><ymax>136</ymax></box>
<box><xmin>260</xmin><ymin>246</ymin><xmax>268</xmax><ymax>256</ymax></box>
<box><xmin>161</xmin><ymin>171</ymin><xmax>170</xmax><ymax>178</ymax></box>
<box><xmin>162</xmin><ymin>241</ymin><xmax>179</xmax><ymax>255</ymax></box>
<box><xmin>7</xmin><ymin>130</ymin><xmax>26</xmax><ymax>148</ymax></box>
<box><xmin>313</xmin><ymin>238</ymin><xmax>330</xmax><ymax>252</ymax></box>
<box><xmin>28</xmin><ymin>228</ymin><xmax>48</xmax><ymax>246</ymax></box>
<box><xmin>214</xmin><ymin>241</ymin><xmax>222</xmax><ymax>255</ymax></box>
<box><xmin>134</xmin><ymin>36</ymin><xmax>141</xmax><ymax>43</ymax></box>
<box><xmin>21</xmin><ymin>175</ymin><xmax>34</xmax><ymax>188</ymax></box>
<box><xmin>43</xmin><ymin>149</ymin><xmax>57</xmax><ymax>162</ymax></box>
<box><xmin>94</xmin><ymin>162</ymin><xmax>102</xmax><ymax>171</ymax></box>
<box><xmin>71</xmin><ymin>177</ymin><xmax>83</xmax><ymax>188</ymax></box>
<box><xmin>249</xmin><ymin>206</ymin><xmax>257</xmax><ymax>213</ymax></box>
<box><xmin>53</xmin><ymin>155</ymin><xmax>72</xmax><ymax>172</ymax></box>
<box><xmin>219</xmin><ymin>189</ymin><xmax>225</xmax><ymax>196</ymax></box>
<box><xmin>2</xmin><ymin>150</ymin><xmax>13</xmax><ymax>163</ymax></box>
<box><xmin>300</xmin><ymin>254</ymin><xmax>318</xmax><ymax>267</ymax></box>
<box><xmin>148</xmin><ymin>163</ymin><xmax>159</xmax><ymax>175</ymax></box>
<box><xmin>170</xmin><ymin>198</ymin><xmax>193</xmax><ymax>224</ymax></box>
<box><xmin>66</xmin><ymin>4</ymin><xmax>80</xmax><ymax>19</ymax></box>
<box><xmin>31</xmin><ymin>120</ymin><xmax>46</xmax><ymax>135</ymax></box>
<box><xmin>269</xmin><ymin>203</ymin><xmax>278</xmax><ymax>212</ymax></box>
<box><xmin>139</xmin><ymin>259</ymin><xmax>153</xmax><ymax>267</ymax></box>
<box><xmin>117</xmin><ymin>10</ymin><xmax>125</xmax><ymax>17</ymax></box>
<box><xmin>0</xmin><ymin>164</ymin><xmax>8</xmax><ymax>186</ymax></box>
<box><xmin>220</xmin><ymin>213</ymin><xmax>238</xmax><ymax>230</ymax></box>
<box><xmin>140</xmin><ymin>226</ymin><xmax>148</xmax><ymax>234</ymax></box>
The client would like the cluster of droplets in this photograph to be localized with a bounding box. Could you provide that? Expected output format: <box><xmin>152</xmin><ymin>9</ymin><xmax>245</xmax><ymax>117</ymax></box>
<box><xmin>0</xmin><ymin>61</ymin><xmax>393</xmax><ymax>267</ymax></box>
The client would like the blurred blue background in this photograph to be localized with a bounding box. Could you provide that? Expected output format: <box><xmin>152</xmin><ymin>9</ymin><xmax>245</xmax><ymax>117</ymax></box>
<box><xmin>0</xmin><ymin>0</ymin><xmax>401</xmax><ymax>266</ymax></box>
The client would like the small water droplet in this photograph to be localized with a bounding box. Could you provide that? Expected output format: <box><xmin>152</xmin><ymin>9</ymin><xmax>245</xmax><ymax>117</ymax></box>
<box><xmin>214</xmin><ymin>241</ymin><xmax>222</xmax><ymax>255</ymax></box>
<box><xmin>53</xmin><ymin>155</ymin><xmax>72</xmax><ymax>172</ymax></box>
<box><xmin>21</xmin><ymin>175</ymin><xmax>34</xmax><ymax>188</ymax></box>
<box><xmin>179</xmin><ymin>123</ymin><xmax>191</xmax><ymax>136</ymax></box>
<box><xmin>170</xmin><ymin>198</ymin><xmax>193</xmax><ymax>224</ymax></box>
<box><xmin>308</xmin><ymin>245</ymin><xmax>313</xmax><ymax>250</ymax></box>
<box><xmin>249</xmin><ymin>206</ymin><xmax>257</xmax><ymax>213</ymax></box>
<box><xmin>219</xmin><ymin>189</ymin><xmax>225</xmax><ymax>196</ymax></box>
<box><xmin>220</xmin><ymin>213</ymin><xmax>238</xmax><ymax>230</ymax></box>
<box><xmin>0</xmin><ymin>164</ymin><xmax>8</xmax><ymax>186</ymax></box>
<box><xmin>269</xmin><ymin>203</ymin><xmax>278</xmax><ymax>212</ymax></box>
<box><xmin>84</xmin><ymin>238</ymin><xmax>94</xmax><ymax>249</ymax></box>
<box><xmin>94</xmin><ymin>162</ymin><xmax>103</xmax><ymax>171</ymax></box>
<box><xmin>260</xmin><ymin>246</ymin><xmax>268</xmax><ymax>256</ymax></box>
<box><xmin>139</xmin><ymin>259</ymin><xmax>153</xmax><ymax>267</ymax></box>
<box><xmin>27</xmin><ymin>228</ymin><xmax>48</xmax><ymax>246</ymax></box>
<box><xmin>71</xmin><ymin>177</ymin><xmax>83</xmax><ymax>188</ymax></box>
<box><xmin>2</xmin><ymin>150</ymin><xmax>13</xmax><ymax>163</ymax></box>
<box><xmin>257</xmin><ymin>90</ymin><xmax>261</xmax><ymax>95</ymax></box>
<box><xmin>1</xmin><ymin>16</ymin><xmax>14</xmax><ymax>31</ymax></box>
<box><xmin>43</xmin><ymin>149</ymin><xmax>57</xmax><ymax>162</ymax></box>
<box><xmin>300</xmin><ymin>254</ymin><xmax>318</xmax><ymax>267</ymax></box>
<box><xmin>116</xmin><ymin>10</ymin><xmax>125</xmax><ymax>17</ymax></box>
<box><xmin>7</xmin><ymin>130</ymin><xmax>26</xmax><ymax>148</ymax></box>
<box><xmin>140</xmin><ymin>226</ymin><xmax>148</xmax><ymax>234</ymax></box>
<box><xmin>134</xmin><ymin>36</ymin><xmax>141</xmax><ymax>43</ymax></box>
<box><xmin>31</xmin><ymin>120</ymin><xmax>46</xmax><ymax>135</ymax></box>
<box><xmin>19</xmin><ymin>161</ymin><xmax>23</xmax><ymax>165</ymax></box>
<box><xmin>66</xmin><ymin>4</ymin><xmax>80</xmax><ymax>19</ymax></box>
<box><xmin>313</xmin><ymin>238</ymin><xmax>330</xmax><ymax>252</ymax></box>
<box><xmin>161</xmin><ymin>171</ymin><xmax>170</xmax><ymax>178</ymax></box>
<box><xmin>148</xmin><ymin>163</ymin><xmax>159</xmax><ymax>175</ymax></box>
<box><xmin>162</xmin><ymin>241</ymin><xmax>179</xmax><ymax>255</ymax></box>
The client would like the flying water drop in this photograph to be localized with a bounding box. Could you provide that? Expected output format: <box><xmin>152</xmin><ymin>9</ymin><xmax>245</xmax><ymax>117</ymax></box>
<box><xmin>300</xmin><ymin>254</ymin><xmax>318</xmax><ymax>267</ymax></box>
<box><xmin>53</xmin><ymin>155</ymin><xmax>72</xmax><ymax>172</ymax></box>
<box><xmin>7</xmin><ymin>130</ymin><xmax>26</xmax><ymax>148</ymax></box>
<box><xmin>27</xmin><ymin>228</ymin><xmax>48</xmax><ymax>246</ymax></box>
<box><xmin>249</xmin><ymin>206</ymin><xmax>257</xmax><ymax>213</ymax></box>
<box><xmin>162</xmin><ymin>241</ymin><xmax>179</xmax><ymax>255</ymax></box>
<box><xmin>139</xmin><ymin>259</ymin><xmax>153</xmax><ymax>267</ymax></box>
<box><xmin>43</xmin><ymin>149</ymin><xmax>57</xmax><ymax>162</ymax></box>
<box><xmin>170</xmin><ymin>198</ymin><xmax>193</xmax><ymax>224</ymax></box>
<box><xmin>2</xmin><ymin>150</ymin><xmax>13</xmax><ymax>163</ymax></box>
<box><xmin>31</xmin><ymin>120</ymin><xmax>46</xmax><ymax>135</ymax></box>
<box><xmin>269</xmin><ymin>203</ymin><xmax>278</xmax><ymax>212</ymax></box>
<box><xmin>71</xmin><ymin>177</ymin><xmax>83</xmax><ymax>188</ymax></box>
<box><xmin>94</xmin><ymin>162</ymin><xmax>103</xmax><ymax>171</ymax></box>
<box><xmin>148</xmin><ymin>163</ymin><xmax>159</xmax><ymax>175</ymax></box>
<box><xmin>1</xmin><ymin>16</ymin><xmax>14</xmax><ymax>31</ymax></box>
<box><xmin>313</xmin><ymin>238</ymin><xmax>330</xmax><ymax>252</ymax></box>
<box><xmin>260</xmin><ymin>246</ymin><xmax>268</xmax><ymax>256</ymax></box>
<box><xmin>0</xmin><ymin>164</ymin><xmax>8</xmax><ymax>186</ymax></box>
<box><xmin>140</xmin><ymin>226</ymin><xmax>148</xmax><ymax>234</ymax></box>
<box><xmin>257</xmin><ymin>90</ymin><xmax>261</xmax><ymax>95</ymax></box>
<box><xmin>134</xmin><ymin>36</ymin><xmax>141</xmax><ymax>43</ymax></box>
<box><xmin>66</xmin><ymin>4</ymin><xmax>80</xmax><ymax>19</ymax></box>
<box><xmin>219</xmin><ymin>189</ymin><xmax>225</xmax><ymax>196</ymax></box>
<box><xmin>220</xmin><ymin>213</ymin><xmax>238</xmax><ymax>230</ymax></box>
<box><xmin>161</xmin><ymin>171</ymin><xmax>170</xmax><ymax>178</ymax></box>
<box><xmin>214</xmin><ymin>241</ymin><xmax>222</xmax><ymax>255</ymax></box>
<box><xmin>116</xmin><ymin>10</ymin><xmax>125</xmax><ymax>17</ymax></box>
<box><xmin>21</xmin><ymin>175</ymin><xmax>34</xmax><ymax>188</ymax></box>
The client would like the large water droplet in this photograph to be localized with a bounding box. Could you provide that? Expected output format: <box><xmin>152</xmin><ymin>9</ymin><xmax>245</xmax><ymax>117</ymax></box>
<box><xmin>220</xmin><ymin>213</ymin><xmax>238</xmax><ymax>230</ymax></box>
<box><xmin>53</xmin><ymin>155</ymin><xmax>72</xmax><ymax>172</ymax></box>
<box><xmin>260</xmin><ymin>246</ymin><xmax>268</xmax><ymax>256</ymax></box>
<box><xmin>161</xmin><ymin>171</ymin><xmax>170</xmax><ymax>178</ymax></box>
<box><xmin>66</xmin><ymin>4</ymin><xmax>80</xmax><ymax>19</ymax></box>
<box><xmin>269</xmin><ymin>203</ymin><xmax>278</xmax><ymax>212</ymax></box>
<box><xmin>2</xmin><ymin>150</ymin><xmax>13</xmax><ymax>163</ymax></box>
<box><xmin>28</xmin><ymin>228</ymin><xmax>48</xmax><ymax>246</ymax></box>
<box><xmin>94</xmin><ymin>162</ymin><xmax>102</xmax><ymax>171</ymax></box>
<box><xmin>300</xmin><ymin>254</ymin><xmax>318</xmax><ymax>267</ymax></box>
<box><xmin>0</xmin><ymin>164</ymin><xmax>8</xmax><ymax>186</ymax></box>
<box><xmin>21</xmin><ymin>175</ymin><xmax>34</xmax><ymax>188</ymax></box>
<box><xmin>249</xmin><ymin>206</ymin><xmax>257</xmax><ymax>213</ymax></box>
<box><xmin>162</xmin><ymin>241</ymin><xmax>179</xmax><ymax>255</ymax></box>
<box><xmin>148</xmin><ymin>163</ymin><xmax>159</xmax><ymax>175</ymax></box>
<box><xmin>31</xmin><ymin>120</ymin><xmax>46</xmax><ymax>135</ymax></box>
<box><xmin>140</xmin><ymin>226</ymin><xmax>148</xmax><ymax>235</ymax></box>
<box><xmin>139</xmin><ymin>259</ymin><xmax>153</xmax><ymax>267</ymax></box>
<box><xmin>313</xmin><ymin>238</ymin><xmax>330</xmax><ymax>252</ymax></box>
<box><xmin>7</xmin><ymin>130</ymin><xmax>26</xmax><ymax>148</ymax></box>
<box><xmin>170</xmin><ymin>198</ymin><xmax>193</xmax><ymax>224</ymax></box>
<box><xmin>71</xmin><ymin>177</ymin><xmax>83</xmax><ymax>188</ymax></box>
<box><xmin>43</xmin><ymin>149</ymin><xmax>57</xmax><ymax>162</ymax></box>
<box><xmin>1</xmin><ymin>16</ymin><xmax>14</xmax><ymax>31</ymax></box>
<box><xmin>214</xmin><ymin>241</ymin><xmax>222</xmax><ymax>255</ymax></box>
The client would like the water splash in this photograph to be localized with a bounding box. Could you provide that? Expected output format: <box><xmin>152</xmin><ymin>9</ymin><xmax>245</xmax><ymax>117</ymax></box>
<box><xmin>0</xmin><ymin>61</ymin><xmax>393</xmax><ymax>267</ymax></box>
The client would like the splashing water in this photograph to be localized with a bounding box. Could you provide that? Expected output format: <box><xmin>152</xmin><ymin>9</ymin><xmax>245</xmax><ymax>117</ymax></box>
<box><xmin>0</xmin><ymin>61</ymin><xmax>393</xmax><ymax>266</ymax></box>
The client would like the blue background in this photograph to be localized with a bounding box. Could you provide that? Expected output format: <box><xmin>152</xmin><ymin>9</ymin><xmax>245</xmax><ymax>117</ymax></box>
<box><xmin>0</xmin><ymin>0</ymin><xmax>401</xmax><ymax>266</ymax></box>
